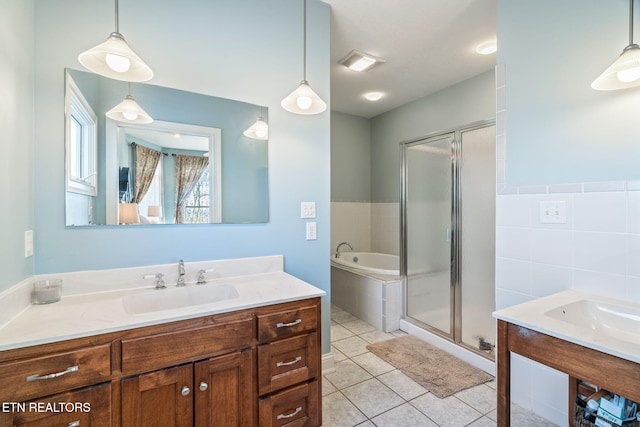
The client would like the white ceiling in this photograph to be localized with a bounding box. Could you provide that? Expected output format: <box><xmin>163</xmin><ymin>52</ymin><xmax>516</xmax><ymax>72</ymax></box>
<box><xmin>323</xmin><ymin>0</ymin><xmax>497</xmax><ymax>118</ymax></box>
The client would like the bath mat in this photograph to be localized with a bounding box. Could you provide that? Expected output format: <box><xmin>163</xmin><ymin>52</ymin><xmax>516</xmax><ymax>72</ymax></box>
<box><xmin>367</xmin><ymin>335</ymin><xmax>494</xmax><ymax>398</ymax></box>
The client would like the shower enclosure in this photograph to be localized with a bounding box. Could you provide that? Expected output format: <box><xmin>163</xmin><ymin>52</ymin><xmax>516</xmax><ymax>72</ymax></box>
<box><xmin>400</xmin><ymin>122</ymin><xmax>496</xmax><ymax>357</ymax></box>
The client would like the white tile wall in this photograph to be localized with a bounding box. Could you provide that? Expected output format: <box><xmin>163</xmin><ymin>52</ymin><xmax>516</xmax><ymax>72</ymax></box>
<box><xmin>331</xmin><ymin>201</ymin><xmax>399</xmax><ymax>256</ymax></box>
<box><xmin>496</xmin><ymin>62</ymin><xmax>640</xmax><ymax>427</ymax></box>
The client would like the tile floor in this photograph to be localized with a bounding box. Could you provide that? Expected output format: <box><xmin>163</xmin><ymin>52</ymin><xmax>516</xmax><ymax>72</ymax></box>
<box><xmin>322</xmin><ymin>305</ymin><xmax>559</xmax><ymax>427</ymax></box>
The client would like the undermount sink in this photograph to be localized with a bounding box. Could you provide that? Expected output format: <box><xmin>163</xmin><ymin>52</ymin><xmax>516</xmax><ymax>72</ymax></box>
<box><xmin>544</xmin><ymin>299</ymin><xmax>640</xmax><ymax>344</ymax></box>
<box><xmin>123</xmin><ymin>284</ymin><xmax>240</xmax><ymax>314</ymax></box>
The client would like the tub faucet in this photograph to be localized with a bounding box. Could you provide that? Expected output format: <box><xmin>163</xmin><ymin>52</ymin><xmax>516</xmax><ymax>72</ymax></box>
<box><xmin>335</xmin><ymin>242</ymin><xmax>353</xmax><ymax>258</ymax></box>
<box><xmin>176</xmin><ymin>259</ymin><xmax>186</xmax><ymax>287</ymax></box>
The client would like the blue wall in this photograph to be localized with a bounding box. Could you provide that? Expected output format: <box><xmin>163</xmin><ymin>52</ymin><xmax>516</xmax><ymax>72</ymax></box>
<box><xmin>0</xmin><ymin>0</ymin><xmax>34</xmax><ymax>291</ymax></box>
<box><xmin>370</xmin><ymin>70</ymin><xmax>496</xmax><ymax>201</ymax></box>
<box><xmin>498</xmin><ymin>0</ymin><xmax>640</xmax><ymax>186</ymax></box>
<box><xmin>31</xmin><ymin>0</ymin><xmax>331</xmax><ymax>352</ymax></box>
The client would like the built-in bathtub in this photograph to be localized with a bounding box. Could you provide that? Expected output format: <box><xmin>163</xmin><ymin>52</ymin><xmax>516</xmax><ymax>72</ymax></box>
<box><xmin>331</xmin><ymin>252</ymin><xmax>402</xmax><ymax>332</ymax></box>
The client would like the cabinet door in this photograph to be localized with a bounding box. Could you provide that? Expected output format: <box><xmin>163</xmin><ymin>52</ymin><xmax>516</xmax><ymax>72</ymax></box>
<box><xmin>194</xmin><ymin>349</ymin><xmax>253</xmax><ymax>427</ymax></box>
<box><xmin>121</xmin><ymin>364</ymin><xmax>193</xmax><ymax>427</ymax></box>
<box><xmin>0</xmin><ymin>382</ymin><xmax>111</xmax><ymax>427</ymax></box>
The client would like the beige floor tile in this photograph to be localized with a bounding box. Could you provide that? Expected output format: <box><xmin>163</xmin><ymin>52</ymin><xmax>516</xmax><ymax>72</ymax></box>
<box><xmin>371</xmin><ymin>403</ymin><xmax>438</xmax><ymax>426</ymax></box>
<box><xmin>332</xmin><ymin>310</ymin><xmax>359</xmax><ymax>324</ymax></box>
<box><xmin>331</xmin><ymin>345</ymin><xmax>348</xmax><ymax>362</ymax></box>
<box><xmin>331</xmin><ymin>324</ymin><xmax>355</xmax><ymax>342</ymax></box>
<box><xmin>323</xmin><ymin>378</ymin><xmax>338</xmax><ymax>396</ymax></box>
<box><xmin>467</xmin><ymin>416</ymin><xmax>497</xmax><ymax>426</ymax></box>
<box><xmin>322</xmin><ymin>391</ymin><xmax>367</xmax><ymax>427</ymax></box>
<box><xmin>341</xmin><ymin>319</ymin><xmax>377</xmax><ymax>335</ymax></box>
<box><xmin>411</xmin><ymin>393</ymin><xmax>482</xmax><ymax>427</ymax></box>
<box><xmin>359</xmin><ymin>329</ymin><xmax>396</xmax><ymax>343</ymax></box>
<box><xmin>341</xmin><ymin>378</ymin><xmax>404</xmax><ymax>418</ymax></box>
<box><xmin>377</xmin><ymin>369</ymin><xmax>428</xmax><ymax>401</ymax></box>
<box><xmin>351</xmin><ymin>352</ymin><xmax>395</xmax><ymax>376</ymax></box>
<box><xmin>332</xmin><ymin>335</ymin><xmax>370</xmax><ymax>358</ymax></box>
<box><xmin>324</xmin><ymin>359</ymin><xmax>372</xmax><ymax>390</ymax></box>
<box><xmin>455</xmin><ymin>383</ymin><xmax>497</xmax><ymax>415</ymax></box>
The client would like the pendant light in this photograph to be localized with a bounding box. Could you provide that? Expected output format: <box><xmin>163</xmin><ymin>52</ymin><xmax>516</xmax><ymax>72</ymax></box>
<box><xmin>106</xmin><ymin>83</ymin><xmax>153</xmax><ymax>124</ymax></box>
<box><xmin>78</xmin><ymin>0</ymin><xmax>153</xmax><ymax>82</ymax></box>
<box><xmin>244</xmin><ymin>107</ymin><xmax>269</xmax><ymax>140</ymax></box>
<box><xmin>281</xmin><ymin>0</ymin><xmax>327</xmax><ymax>114</ymax></box>
<box><xmin>592</xmin><ymin>0</ymin><xmax>640</xmax><ymax>90</ymax></box>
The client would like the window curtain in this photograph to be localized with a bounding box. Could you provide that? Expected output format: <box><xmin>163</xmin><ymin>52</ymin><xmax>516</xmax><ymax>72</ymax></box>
<box><xmin>132</xmin><ymin>144</ymin><xmax>162</xmax><ymax>204</ymax></box>
<box><xmin>175</xmin><ymin>154</ymin><xmax>209</xmax><ymax>224</ymax></box>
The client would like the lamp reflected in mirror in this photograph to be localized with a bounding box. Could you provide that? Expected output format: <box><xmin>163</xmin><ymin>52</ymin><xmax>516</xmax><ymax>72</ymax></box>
<box><xmin>118</xmin><ymin>202</ymin><xmax>140</xmax><ymax>224</ymax></box>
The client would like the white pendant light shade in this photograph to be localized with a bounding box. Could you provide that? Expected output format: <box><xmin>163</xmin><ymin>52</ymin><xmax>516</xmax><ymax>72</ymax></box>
<box><xmin>243</xmin><ymin>117</ymin><xmax>269</xmax><ymax>140</ymax></box>
<box><xmin>281</xmin><ymin>80</ymin><xmax>327</xmax><ymax>114</ymax></box>
<box><xmin>592</xmin><ymin>0</ymin><xmax>640</xmax><ymax>90</ymax></box>
<box><xmin>79</xmin><ymin>32</ymin><xmax>154</xmax><ymax>82</ymax></box>
<box><xmin>592</xmin><ymin>44</ymin><xmax>640</xmax><ymax>90</ymax></box>
<box><xmin>106</xmin><ymin>95</ymin><xmax>153</xmax><ymax>124</ymax></box>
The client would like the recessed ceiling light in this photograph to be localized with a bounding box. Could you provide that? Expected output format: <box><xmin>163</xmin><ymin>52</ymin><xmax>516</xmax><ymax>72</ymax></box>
<box><xmin>339</xmin><ymin>50</ymin><xmax>386</xmax><ymax>72</ymax></box>
<box><xmin>364</xmin><ymin>92</ymin><xmax>384</xmax><ymax>101</ymax></box>
<box><xmin>475</xmin><ymin>40</ymin><xmax>497</xmax><ymax>55</ymax></box>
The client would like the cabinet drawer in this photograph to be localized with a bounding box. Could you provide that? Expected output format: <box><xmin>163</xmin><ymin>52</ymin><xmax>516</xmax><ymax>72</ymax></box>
<box><xmin>257</xmin><ymin>306</ymin><xmax>318</xmax><ymax>342</ymax></box>
<box><xmin>121</xmin><ymin>317</ymin><xmax>253</xmax><ymax>373</ymax></box>
<box><xmin>0</xmin><ymin>345</ymin><xmax>111</xmax><ymax>402</ymax></box>
<box><xmin>258</xmin><ymin>380</ymin><xmax>320</xmax><ymax>427</ymax></box>
<box><xmin>258</xmin><ymin>333</ymin><xmax>318</xmax><ymax>395</ymax></box>
<box><xmin>0</xmin><ymin>382</ymin><xmax>112</xmax><ymax>427</ymax></box>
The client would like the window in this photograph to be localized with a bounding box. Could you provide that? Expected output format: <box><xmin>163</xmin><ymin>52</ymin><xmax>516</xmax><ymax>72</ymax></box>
<box><xmin>139</xmin><ymin>160</ymin><xmax>163</xmax><ymax>223</ymax></box>
<box><xmin>65</xmin><ymin>74</ymin><xmax>98</xmax><ymax>196</ymax></box>
<box><xmin>184</xmin><ymin>168</ymin><xmax>210</xmax><ymax>224</ymax></box>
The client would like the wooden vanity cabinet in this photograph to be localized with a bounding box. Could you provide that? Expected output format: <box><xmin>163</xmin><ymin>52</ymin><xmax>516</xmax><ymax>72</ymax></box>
<box><xmin>0</xmin><ymin>297</ymin><xmax>322</xmax><ymax>427</ymax></box>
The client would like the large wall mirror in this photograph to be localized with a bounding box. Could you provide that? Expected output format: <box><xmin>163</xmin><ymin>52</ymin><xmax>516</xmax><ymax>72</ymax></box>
<box><xmin>64</xmin><ymin>69</ymin><xmax>269</xmax><ymax>226</ymax></box>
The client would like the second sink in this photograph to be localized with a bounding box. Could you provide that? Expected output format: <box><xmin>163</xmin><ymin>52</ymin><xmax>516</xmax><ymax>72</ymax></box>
<box><xmin>544</xmin><ymin>299</ymin><xmax>640</xmax><ymax>344</ymax></box>
<box><xmin>123</xmin><ymin>284</ymin><xmax>240</xmax><ymax>314</ymax></box>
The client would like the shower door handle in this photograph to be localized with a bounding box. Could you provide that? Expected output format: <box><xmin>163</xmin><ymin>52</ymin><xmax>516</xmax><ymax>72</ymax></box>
<box><xmin>446</xmin><ymin>228</ymin><xmax>452</xmax><ymax>242</ymax></box>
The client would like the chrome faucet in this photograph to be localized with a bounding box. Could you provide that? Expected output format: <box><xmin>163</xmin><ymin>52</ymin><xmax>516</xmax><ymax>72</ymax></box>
<box><xmin>335</xmin><ymin>242</ymin><xmax>353</xmax><ymax>258</ymax></box>
<box><xmin>176</xmin><ymin>259</ymin><xmax>186</xmax><ymax>287</ymax></box>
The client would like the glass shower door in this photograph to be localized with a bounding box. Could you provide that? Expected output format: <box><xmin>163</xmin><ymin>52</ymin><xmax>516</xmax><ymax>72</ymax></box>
<box><xmin>403</xmin><ymin>133</ymin><xmax>455</xmax><ymax>337</ymax></box>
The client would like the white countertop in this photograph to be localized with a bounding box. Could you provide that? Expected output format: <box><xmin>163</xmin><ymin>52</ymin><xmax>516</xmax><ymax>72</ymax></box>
<box><xmin>0</xmin><ymin>271</ymin><xmax>325</xmax><ymax>351</ymax></box>
<box><xmin>493</xmin><ymin>290</ymin><xmax>640</xmax><ymax>364</ymax></box>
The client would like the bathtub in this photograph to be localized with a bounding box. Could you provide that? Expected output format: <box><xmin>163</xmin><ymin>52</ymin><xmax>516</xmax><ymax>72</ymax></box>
<box><xmin>332</xmin><ymin>252</ymin><xmax>399</xmax><ymax>276</ymax></box>
<box><xmin>331</xmin><ymin>252</ymin><xmax>402</xmax><ymax>332</ymax></box>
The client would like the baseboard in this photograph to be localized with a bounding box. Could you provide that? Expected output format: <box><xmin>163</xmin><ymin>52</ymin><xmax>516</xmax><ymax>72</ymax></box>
<box><xmin>322</xmin><ymin>351</ymin><xmax>335</xmax><ymax>375</ymax></box>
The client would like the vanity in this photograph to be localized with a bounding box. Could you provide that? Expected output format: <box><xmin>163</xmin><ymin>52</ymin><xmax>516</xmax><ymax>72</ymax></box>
<box><xmin>0</xmin><ymin>256</ymin><xmax>324</xmax><ymax>427</ymax></box>
<box><xmin>494</xmin><ymin>291</ymin><xmax>640</xmax><ymax>427</ymax></box>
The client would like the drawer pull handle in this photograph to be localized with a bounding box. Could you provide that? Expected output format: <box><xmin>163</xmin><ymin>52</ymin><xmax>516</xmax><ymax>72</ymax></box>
<box><xmin>276</xmin><ymin>319</ymin><xmax>301</xmax><ymax>328</ymax></box>
<box><xmin>276</xmin><ymin>356</ymin><xmax>302</xmax><ymax>367</ymax></box>
<box><xmin>26</xmin><ymin>365</ymin><xmax>79</xmax><ymax>382</ymax></box>
<box><xmin>181</xmin><ymin>386</ymin><xmax>190</xmax><ymax>396</ymax></box>
<box><xmin>68</xmin><ymin>421</ymin><xmax>80</xmax><ymax>427</ymax></box>
<box><xmin>277</xmin><ymin>406</ymin><xmax>302</xmax><ymax>420</ymax></box>
<box><xmin>199</xmin><ymin>381</ymin><xmax>208</xmax><ymax>391</ymax></box>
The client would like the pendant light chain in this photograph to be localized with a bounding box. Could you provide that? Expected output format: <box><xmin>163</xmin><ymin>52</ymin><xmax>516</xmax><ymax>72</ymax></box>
<box><xmin>630</xmin><ymin>0</ymin><xmax>634</xmax><ymax>45</ymax></box>
<box><xmin>303</xmin><ymin>0</ymin><xmax>307</xmax><ymax>81</ymax></box>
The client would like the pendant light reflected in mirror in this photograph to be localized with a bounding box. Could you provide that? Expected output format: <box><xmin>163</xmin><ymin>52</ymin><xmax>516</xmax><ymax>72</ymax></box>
<box><xmin>78</xmin><ymin>0</ymin><xmax>153</xmax><ymax>82</ymax></box>
<box><xmin>281</xmin><ymin>0</ymin><xmax>327</xmax><ymax>114</ymax></box>
<box><xmin>592</xmin><ymin>0</ymin><xmax>640</xmax><ymax>90</ymax></box>
<box><xmin>244</xmin><ymin>107</ymin><xmax>269</xmax><ymax>140</ymax></box>
<box><xmin>106</xmin><ymin>84</ymin><xmax>153</xmax><ymax>124</ymax></box>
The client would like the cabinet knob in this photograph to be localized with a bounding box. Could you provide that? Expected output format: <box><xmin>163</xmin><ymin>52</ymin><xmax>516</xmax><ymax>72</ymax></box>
<box><xmin>199</xmin><ymin>381</ymin><xmax>208</xmax><ymax>391</ymax></box>
<box><xmin>181</xmin><ymin>386</ymin><xmax>190</xmax><ymax>396</ymax></box>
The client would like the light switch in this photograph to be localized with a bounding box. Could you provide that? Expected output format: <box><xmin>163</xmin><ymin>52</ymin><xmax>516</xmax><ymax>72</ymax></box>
<box><xmin>306</xmin><ymin>222</ymin><xmax>317</xmax><ymax>240</ymax></box>
<box><xmin>301</xmin><ymin>202</ymin><xmax>316</xmax><ymax>219</ymax></box>
<box><xmin>24</xmin><ymin>230</ymin><xmax>33</xmax><ymax>258</ymax></box>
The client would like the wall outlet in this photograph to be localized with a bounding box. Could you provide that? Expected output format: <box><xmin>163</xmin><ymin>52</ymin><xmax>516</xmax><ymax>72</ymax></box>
<box><xmin>306</xmin><ymin>222</ymin><xmax>317</xmax><ymax>240</ymax></box>
<box><xmin>24</xmin><ymin>230</ymin><xmax>34</xmax><ymax>258</ymax></box>
<box><xmin>539</xmin><ymin>201</ymin><xmax>567</xmax><ymax>224</ymax></box>
<box><xmin>301</xmin><ymin>202</ymin><xmax>316</xmax><ymax>219</ymax></box>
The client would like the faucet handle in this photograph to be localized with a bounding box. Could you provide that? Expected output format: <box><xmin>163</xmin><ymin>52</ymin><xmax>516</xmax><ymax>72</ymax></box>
<box><xmin>196</xmin><ymin>269</ymin><xmax>215</xmax><ymax>285</ymax></box>
<box><xmin>155</xmin><ymin>273</ymin><xmax>166</xmax><ymax>289</ymax></box>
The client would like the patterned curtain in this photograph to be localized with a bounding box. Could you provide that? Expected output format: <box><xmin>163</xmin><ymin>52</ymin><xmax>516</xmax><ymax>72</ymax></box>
<box><xmin>133</xmin><ymin>144</ymin><xmax>162</xmax><ymax>204</ymax></box>
<box><xmin>175</xmin><ymin>154</ymin><xmax>209</xmax><ymax>224</ymax></box>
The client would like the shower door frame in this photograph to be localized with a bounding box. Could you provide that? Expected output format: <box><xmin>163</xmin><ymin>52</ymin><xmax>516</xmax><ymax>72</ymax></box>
<box><xmin>400</xmin><ymin>119</ymin><xmax>495</xmax><ymax>358</ymax></box>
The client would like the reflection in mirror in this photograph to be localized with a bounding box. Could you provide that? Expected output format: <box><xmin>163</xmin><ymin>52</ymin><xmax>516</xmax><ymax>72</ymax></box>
<box><xmin>64</xmin><ymin>69</ymin><xmax>269</xmax><ymax>226</ymax></box>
